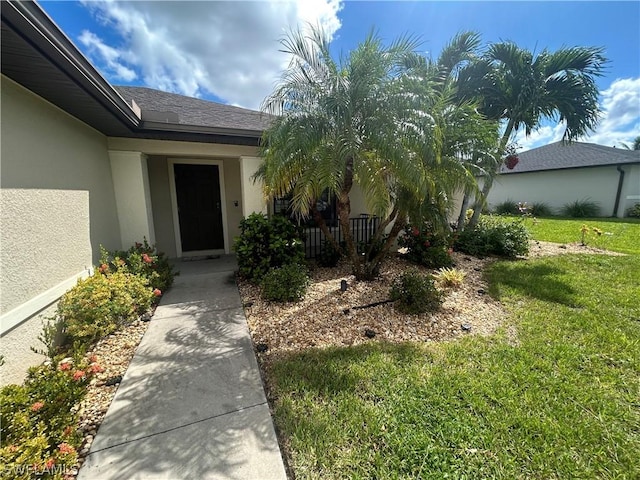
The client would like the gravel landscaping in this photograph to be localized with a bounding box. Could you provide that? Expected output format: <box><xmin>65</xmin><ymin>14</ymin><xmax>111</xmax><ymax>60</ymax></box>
<box><xmin>68</xmin><ymin>239</ymin><xmax>623</xmax><ymax>479</ymax></box>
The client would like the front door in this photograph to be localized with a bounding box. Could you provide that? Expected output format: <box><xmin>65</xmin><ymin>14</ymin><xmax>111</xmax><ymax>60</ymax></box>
<box><xmin>174</xmin><ymin>163</ymin><xmax>224</xmax><ymax>252</ymax></box>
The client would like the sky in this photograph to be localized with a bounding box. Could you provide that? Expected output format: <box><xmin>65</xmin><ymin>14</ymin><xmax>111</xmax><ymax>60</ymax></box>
<box><xmin>39</xmin><ymin>1</ymin><xmax>640</xmax><ymax>151</ymax></box>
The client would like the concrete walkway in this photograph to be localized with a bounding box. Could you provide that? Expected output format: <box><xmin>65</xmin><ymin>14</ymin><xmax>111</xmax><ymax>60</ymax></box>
<box><xmin>78</xmin><ymin>256</ymin><xmax>287</xmax><ymax>480</ymax></box>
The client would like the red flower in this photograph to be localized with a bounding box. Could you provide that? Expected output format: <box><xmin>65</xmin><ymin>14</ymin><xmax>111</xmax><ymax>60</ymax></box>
<box><xmin>142</xmin><ymin>253</ymin><xmax>153</xmax><ymax>264</ymax></box>
<box><xmin>31</xmin><ymin>401</ymin><xmax>44</xmax><ymax>412</ymax></box>
<box><xmin>88</xmin><ymin>363</ymin><xmax>104</xmax><ymax>374</ymax></box>
<box><xmin>153</xmin><ymin>288</ymin><xmax>162</xmax><ymax>297</ymax></box>
<box><xmin>58</xmin><ymin>443</ymin><xmax>76</xmax><ymax>455</ymax></box>
<box><xmin>72</xmin><ymin>370</ymin><xmax>86</xmax><ymax>381</ymax></box>
<box><xmin>412</xmin><ymin>227</ymin><xmax>420</xmax><ymax>237</ymax></box>
<box><xmin>59</xmin><ymin>362</ymin><xmax>71</xmax><ymax>371</ymax></box>
<box><xmin>424</xmin><ymin>241</ymin><xmax>431</xmax><ymax>248</ymax></box>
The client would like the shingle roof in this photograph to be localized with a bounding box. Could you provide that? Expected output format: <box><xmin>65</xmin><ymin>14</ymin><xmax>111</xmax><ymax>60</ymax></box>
<box><xmin>114</xmin><ymin>86</ymin><xmax>273</xmax><ymax>133</ymax></box>
<box><xmin>501</xmin><ymin>141</ymin><xmax>640</xmax><ymax>174</ymax></box>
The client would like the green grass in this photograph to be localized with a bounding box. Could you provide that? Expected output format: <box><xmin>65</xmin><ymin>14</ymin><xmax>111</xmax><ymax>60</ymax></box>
<box><xmin>523</xmin><ymin>217</ymin><xmax>640</xmax><ymax>255</ymax></box>
<box><xmin>267</xmin><ymin>254</ymin><xmax>640</xmax><ymax>479</ymax></box>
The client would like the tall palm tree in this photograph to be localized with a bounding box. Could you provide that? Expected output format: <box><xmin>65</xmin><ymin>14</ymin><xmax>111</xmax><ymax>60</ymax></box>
<box><xmin>258</xmin><ymin>27</ymin><xmax>472</xmax><ymax>279</ymax></box>
<box><xmin>459</xmin><ymin>42</ymin><xmax>607</xmax><ymax>227</ymax></box>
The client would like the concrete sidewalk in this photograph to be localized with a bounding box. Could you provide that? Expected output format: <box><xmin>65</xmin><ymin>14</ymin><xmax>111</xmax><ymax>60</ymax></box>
<box><xmin>78</xmin><ymin>256</ymin><xmax>287</xmax><ymax>480</ymax></box>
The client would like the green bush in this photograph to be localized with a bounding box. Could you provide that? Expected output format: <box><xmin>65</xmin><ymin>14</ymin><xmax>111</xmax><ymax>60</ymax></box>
<box><xmin>234</xmin><ymin>213</ymin><xmax>306</xmax><ymax>281</ymax></box>
<box><xmin>57</xmin><ymin>271</ymin><xmax>153</xmax><ymax>345</ymax></box>
<box><xmin>494</xmin><ymin>199</ymin><xmax>520</xmax><ymax>215</ymax></box>
<box><xmin>0</xmin><ymin>357</ymin><xmax>101</xmax><ymax>478</ymax></box>
<box><xmin>318</xmin><ymin>239</ymin><xmax>343</xmax><ymax>267</ymax></box>
<box><xmin>398</xmin><ymin>224</ymin><xmax>453</xmax><ymax>269</ymax></box>
<box><xmin>626</xmin><ymin>203</ymin><xmax>640</xmax><ymax>218</ymax></box>
<box><xmin>530</xmin><ymin>202</ymin><xmax>555</xmax><ymax>217</ymax></box>
<box><xmin>390</xmin><ymin>270</ymin><xmax>443</xmax><ymax>314</ymax></box>
<box><xmin>562</xmin><ymin>199</ymin><xmax>600</xmax><ymax>218</ymax></box>
<box><xmin>261</xmin><ymin>264</ymin><xmax>309</xmax><ymax>302</ymax></box>
<box><xmin>99</xmin><ymin>238</ymin><xmax>176</xmax><ymax>293</ymax></box>
<box><xmin>455</xmin><ymin>216</ymin><xmax>530</xmax><ymax>258</ymax></box>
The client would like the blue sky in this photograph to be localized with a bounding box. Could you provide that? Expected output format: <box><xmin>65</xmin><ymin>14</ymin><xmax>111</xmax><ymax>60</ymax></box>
<box><xmin>40</xmin><ymin>1</ymin><xmax>640</xmax><ymax>150</ymax></box>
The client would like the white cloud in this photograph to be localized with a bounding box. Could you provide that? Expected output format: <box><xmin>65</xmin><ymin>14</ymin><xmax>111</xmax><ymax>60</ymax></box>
<box><xmin>581</xmin><ymin>77</ymin><xmax>640</xmax><ymax>147</ymax></box>
<box><xmin>511</xmin><ymin>77</ymin><xmax>640</xmax><ymax>151</ymax></box>
<box><xmin>78</xmin><ymin>0</ymin><xmax>343</xmax><ymax>109</ymax></box>
<box><xmin>78</xmin><ymin>30</ymin><xmax>137</xmax><ymax>81</ymax></box>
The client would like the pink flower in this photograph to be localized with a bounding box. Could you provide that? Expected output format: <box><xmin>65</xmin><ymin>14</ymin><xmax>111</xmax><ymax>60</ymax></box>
<box><xmin>58</xmin><ymin>443</ymin><xmax>76</xmax><ymax>455</ymax></box>
<box><xmin>153</xmin><ymin>288</ymin><xmax>162</xmax><ymax>297</ymax></box>
<box><xmin>412</xmin><ymin>227</ymin><xmax>420</xmax><ymax>237</ymax></box>
<box><xmin>31</xmin><ymin>401</ymin><xmax>45</xmax><ymax>412</ymax></box>
<box><xmin>59</xmin><ymin>362</ymin><xmax>71</xmax><ymax>371</ymax></box>
<box><xmin>142</xmin><ymin>253</ymin><xmax>153</xmax><ymax>264</ymax></box>
<box><xmin>98</xmin><ymin>264</ymin><xmax>109</xmax><ymax>274</ymax></box>
<box><xmin>45</xmin><ymin>458</ymin><xmax>55</xmax><ymax>469</ymax></box>
<box><xmin>424</xmin><ymin>241</ymin><xmax>431</xmax><ymax>248</ymax></box>
<box><xmin>72</xmin><ymin>370</ymin><xmax>86</xmax><ymax>381</ymax></box>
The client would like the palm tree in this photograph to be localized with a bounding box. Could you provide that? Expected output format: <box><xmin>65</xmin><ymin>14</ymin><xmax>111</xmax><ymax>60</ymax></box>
<box><xmin>620</xmin><ymin>135</ymin><xmax>640</xmax><ymax>150</ymax></box>
<box><xmin>459</xmin><ymin>42</ymin><xmax>607</xmax><ymax>227</ymax></box>
<box><xmin>258</xmin><ymin>27</ymin><xmax>473</xmax><ymax>279</ymax></box>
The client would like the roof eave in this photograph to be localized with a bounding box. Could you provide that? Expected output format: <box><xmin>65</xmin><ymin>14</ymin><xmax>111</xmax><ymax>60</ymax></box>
<box><xmin>2</xmin><ymin>0</ymin><xmax>140</xmax><ymax>129</ymax></box>
<box><xmin>140</xmin><ymin>120</ymin><xmax>264</xmax><ymax>140</ymax></box>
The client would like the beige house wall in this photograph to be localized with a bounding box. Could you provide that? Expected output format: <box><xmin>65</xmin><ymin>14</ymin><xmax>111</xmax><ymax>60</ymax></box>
<box><xmin>484</xmin><ymin>166</ymin><xmax>632</xmax><ymax>217</ymax></box>
<box><xmin>0</xmin><ymin>76</ymin><xmax>120</xmax><ymax>385</ymax></box>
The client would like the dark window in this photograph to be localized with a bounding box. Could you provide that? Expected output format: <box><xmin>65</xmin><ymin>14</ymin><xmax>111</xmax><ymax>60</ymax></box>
<box><xmin>274</xmin><ymin>190</ymin><xmax>338</xmax><ymax>227</ymax></box>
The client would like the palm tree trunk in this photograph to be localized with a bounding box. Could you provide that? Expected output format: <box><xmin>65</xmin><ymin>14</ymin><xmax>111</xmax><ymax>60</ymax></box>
<box><xmin>312</xmin><ymin>206</ymin><xmax>342</xmax><ymax>254</ymax></box>
<box><xmin>339</xmin><ymin>157</ymin><xmax>361</xmax><ymax>277</ymax></box>
<box><xmin>468</xmin><ymin>117</ymin><xmax>516</xmax><ymax>229</ymax></box>
<box><xmin>367</xmin><ymin>211</ymin><xmax>407</xmax><ymax>278</ymax></box>
<box><xmin>456</xmin><ymin>193</ymin><xmax>471</xmax><ymax>230</ymax></box>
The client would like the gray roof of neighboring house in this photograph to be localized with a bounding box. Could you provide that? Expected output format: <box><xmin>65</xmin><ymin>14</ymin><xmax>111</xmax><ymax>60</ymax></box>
<box><xmin>502</xmin><ymin>141</ymin><xmax>640</xmax><ymax>174</ymax></box>
<box><xmin>115</xmin><ymin>86</ymin><xmax>273</xmax><ymax>134</ymax></box>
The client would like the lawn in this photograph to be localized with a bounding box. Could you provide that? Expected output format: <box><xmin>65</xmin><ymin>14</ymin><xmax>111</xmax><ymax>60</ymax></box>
<box><xmin>523</xmin><ymin>216</ymin><xmax>640</xmax><ymax>255</ymax></box>
<box><xmin>266</xmin><ymin>253</ymin><xmax>640</xmax><ymax>479</ymax></box>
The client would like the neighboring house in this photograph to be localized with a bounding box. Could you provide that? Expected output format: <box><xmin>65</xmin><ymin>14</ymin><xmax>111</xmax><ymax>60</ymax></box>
<box><xmin>485</xmin><ymin>141</ymin><xmax>640</xmax><ymax>217</ymax></box>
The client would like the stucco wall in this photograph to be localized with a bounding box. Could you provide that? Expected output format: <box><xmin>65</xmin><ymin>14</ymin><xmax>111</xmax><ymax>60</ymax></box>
<box><xmin>1</xmin><ymin>76</ymin><xmax>120</xmax><ymax>384</ymax></box>
<box><xmin>485</xmin><ymin>166</ymin><xmax>627</xmax><ymax>216</ymax></box>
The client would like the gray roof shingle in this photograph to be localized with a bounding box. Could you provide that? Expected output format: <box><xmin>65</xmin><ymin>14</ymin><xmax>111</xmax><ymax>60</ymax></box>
<box><xmin>114</xmin><ymin>86</ymin><xmax>273</xmax><ymax>133</ymax></box>
<box><xmin>502</xmin><ymin>141</ymin><xmax>640</xmax><ymax>174</ymax></box>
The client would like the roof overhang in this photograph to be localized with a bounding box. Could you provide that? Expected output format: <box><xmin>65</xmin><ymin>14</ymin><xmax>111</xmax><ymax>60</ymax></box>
<box><xmin>1</xmin><ymin>1</ymin><xmax>263</xmax><ymax>145</ymax></box>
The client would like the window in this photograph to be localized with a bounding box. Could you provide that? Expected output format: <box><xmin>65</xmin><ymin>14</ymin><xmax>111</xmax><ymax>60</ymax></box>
<box><xmin>274</xmin><ymin>189</ymin><xmax>338</xmax><ymax>227</ymax></box>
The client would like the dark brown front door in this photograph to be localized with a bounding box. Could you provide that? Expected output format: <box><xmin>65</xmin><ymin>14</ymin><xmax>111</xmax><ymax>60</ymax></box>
<box><xmin>174</xmin><ymin>163</ymin><xmax>224</xmax><ymax>252</ymax></box>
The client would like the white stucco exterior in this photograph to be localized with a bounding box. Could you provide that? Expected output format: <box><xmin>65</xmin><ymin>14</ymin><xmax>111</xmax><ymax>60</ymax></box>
<box><xmin>484</xmin><ymin>165</ymin><xmax>640</xmax><ymax>217</ymax></box>
<box><xmin>0</xmin><ymin>76</ymin><xmax>120</xmax><ymax>384</ymax></box>
<box><xmin>240</xmin><ymin>156</ymin><xmax>268</xmax><ymax>217</ymax></box>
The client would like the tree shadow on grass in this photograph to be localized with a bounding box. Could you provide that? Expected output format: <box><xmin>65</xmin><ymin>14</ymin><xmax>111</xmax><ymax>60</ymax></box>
<box><xmin>486</xmin><ymin>261</ymin><xmax>578</xmax><ymax>307</ymax></box>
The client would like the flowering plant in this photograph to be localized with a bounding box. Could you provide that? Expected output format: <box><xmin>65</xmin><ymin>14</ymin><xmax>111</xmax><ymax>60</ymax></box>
<box><xmin>398</xmin><ymin>224</ymin><xmax>454</xmax><ymax>269</ymax></box>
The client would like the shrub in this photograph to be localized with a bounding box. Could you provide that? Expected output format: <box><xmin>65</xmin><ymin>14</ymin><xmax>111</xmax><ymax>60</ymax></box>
<box><xmin>530</xmin><ymin>202</ymin><xmax>555</xmax><ymax>217</ymax></box>
<box><xmin>318</xmin><ymin>239</ymin><xmax>343</xmax><ymax>267</ymax></box>
<box><xmin>390</xmin><ymin>270</ymin><xmax>443</xmax><ymax>314</ymax></box>
<box><xmin>494</xmin><ymin>200</ymin><xmax>520</xmax><ymax>215</ymax></box>
<box><xmin>234</xmin><ymin>213</ymin><xmax>305</xmax><ymax>282</ymax></box>
<box><xmin>99</xmin><ymin>238</ymin><xmax>176</xmax><ymax>293</ymax></box>
<box><xmin>562</xmin><ymin>199</ymin><xmax>600</xmax><ymax>218</ymax></box>
<box><xmin>398</xmin><ymin>224</ymin><xmax>453</xmax><ymax>269</ymax></box>
<box><xmin>434</xmin><ymin>267</ymin><xmax>466</xmax><ymax>289</ymax></box>
<box><xmin>261</xmin><ymin>264</ymin><xmax>309</xmax><ymax>302</ymax></box>
<box><xmin>626</xmin><ymin>203</ymin><xmax>640</xmax><ymax>218</ymax></box>
<box><xmin>57</xmin><ymin>271</ymin><xmax>153</xmax><ymax>345</ymax></box>
<box><xmin>0</xmin><ymin>357</ymin><xmax>101</xmax><ymax>478</ymax></box>
<box><xmin>455</xmin><ymin>216</ymin><xmax>530</xmax><ymax>258</ymax></box>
